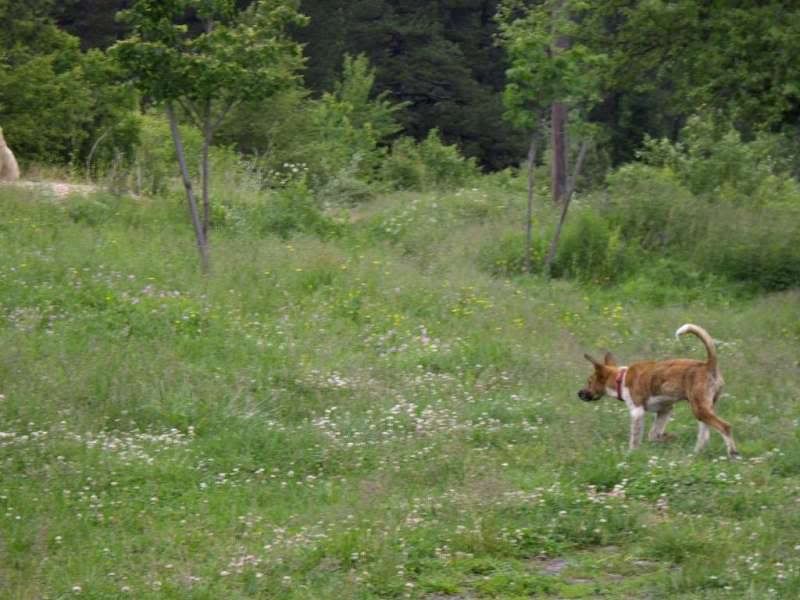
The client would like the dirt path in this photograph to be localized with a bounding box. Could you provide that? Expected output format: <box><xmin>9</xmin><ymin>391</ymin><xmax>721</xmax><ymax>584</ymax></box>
<box><xmin>2</xmin><ymin>180</ymin><xmax>98</xmax><ymax>200</ymax></box>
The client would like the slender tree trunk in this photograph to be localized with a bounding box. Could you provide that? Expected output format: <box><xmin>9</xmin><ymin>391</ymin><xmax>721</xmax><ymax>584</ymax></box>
<box><xmin>201</xmin><ymin>100</ymin><xmax>212</xmax><ymax>240</ymax></box>
<box><xmin>166</xmin><ymin>102</ymin><xmax>210</xmax><ymax>274</ymax></box>
<box><xmin>550</xmin><ymin>0</ymin><xmax>569</xmax><ymax>204</ymax></box>
<box><xmin>551</xmin><ymin>102</ymin><xmax>568</xmax><ymax>203</ymax></box>
<box><xmin>544</xmin><ymin>139</ymin><xmax>590</xmax><ymax>275</ymax></box>
<box><xmin>85</xmin><ymin>128</ymin><xmax>110</xmax><ymax>179</ymax></box>
<box><xmin>201</xmin><ymin>18</ymin><xmax>215</xmax><ymax>241</ymax></box>
<box><xmin>524</xmin><ymin>130</ymin><xmax>539</xmax><ymax>274</ymax></box>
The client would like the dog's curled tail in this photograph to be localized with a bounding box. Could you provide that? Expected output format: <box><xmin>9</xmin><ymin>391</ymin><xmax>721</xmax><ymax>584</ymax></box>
<box><xmin>675</xmin><ymin>323</ymin><xmax>718</xmax><ymax>373</ymax></box>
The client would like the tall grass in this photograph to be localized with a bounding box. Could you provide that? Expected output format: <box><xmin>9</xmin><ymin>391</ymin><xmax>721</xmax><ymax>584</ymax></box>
<box><xmin>0</xmin><ymin>182</ymin><xmax>799</xmax><ymax>598</ymax></box>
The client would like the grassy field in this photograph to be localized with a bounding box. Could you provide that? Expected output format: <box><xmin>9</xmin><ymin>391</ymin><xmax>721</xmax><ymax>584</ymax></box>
<box><xmin>1</xmin><ymin>182</ymin><xmax>799</xmax><ymax>599</ymax></box>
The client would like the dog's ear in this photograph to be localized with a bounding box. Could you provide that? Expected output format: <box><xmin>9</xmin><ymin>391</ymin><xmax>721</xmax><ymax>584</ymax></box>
<box><xmin>604</xmin><ymin>352</ymin><xmax>617</xmax><ymax>366</ymax></box>
<box><xmin>584</xmin><ymin>353</ymin><xmax>601</xmax><ymax>367</ymax></box>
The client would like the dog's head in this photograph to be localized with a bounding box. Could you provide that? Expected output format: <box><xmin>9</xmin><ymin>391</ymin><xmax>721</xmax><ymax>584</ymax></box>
<box><xmin>578</xmin><ymin>352</ymin><xmax>617</xmax><ymax>401</ymax></box>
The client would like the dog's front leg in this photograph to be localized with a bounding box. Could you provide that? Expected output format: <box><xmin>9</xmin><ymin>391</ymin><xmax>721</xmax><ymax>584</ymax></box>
<box><xmin>649</xmin><ymin>408</ymin><xmax>673</xmax><ymax>442</ymax></box>
<box><xmin>629</xmin><ymin>406</ymin><xmax>645</xmax><ymax>450</ymax></box>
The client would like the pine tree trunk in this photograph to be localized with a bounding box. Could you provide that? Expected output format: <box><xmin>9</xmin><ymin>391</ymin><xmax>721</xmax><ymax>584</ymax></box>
<box><xmin>166</xmin><ymin>102</ymin><xmax>210</xmax><ymax>274</ymax></box>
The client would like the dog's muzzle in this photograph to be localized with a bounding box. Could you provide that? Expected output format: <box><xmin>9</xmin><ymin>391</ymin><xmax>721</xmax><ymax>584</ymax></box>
<box><xmin>578</xmin><ymin>389</ymin><xmax>599</xmax><ymax>402</ymax></box>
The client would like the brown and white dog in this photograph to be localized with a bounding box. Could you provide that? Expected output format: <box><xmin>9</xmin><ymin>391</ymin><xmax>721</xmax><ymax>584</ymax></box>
<box><xmin>578</xmin><ymin>324</ymin><xmax>739</xmax><ymax>458</ymax></box>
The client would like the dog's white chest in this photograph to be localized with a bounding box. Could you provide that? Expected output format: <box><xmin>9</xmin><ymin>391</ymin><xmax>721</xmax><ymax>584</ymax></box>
<box><xmin>644</xmin><ymin>395</ymin><xmax>676</xmax><ymax>413</ymax></box>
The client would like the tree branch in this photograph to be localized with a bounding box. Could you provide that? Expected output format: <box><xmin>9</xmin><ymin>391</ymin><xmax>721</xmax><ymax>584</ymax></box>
<box><xmin>177</xmin><ymin>98</ymin><xmax>202</xmax><ymax>130</ymax></box>
<box><xmin>543</xmin><ymin>139</ymin><xmax>591</xmax><ymax>274</ymax></box>
<box><xmin>211</xmin><ymin>98</ymin><xmax>241</xmax><ymax>133</ymax></box>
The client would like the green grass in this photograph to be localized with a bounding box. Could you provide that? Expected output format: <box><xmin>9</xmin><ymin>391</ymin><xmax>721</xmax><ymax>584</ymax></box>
<box><xmin>1</xmin><ymin>184</ymin><xmax>799</xmax><ymax>598</ymax></box>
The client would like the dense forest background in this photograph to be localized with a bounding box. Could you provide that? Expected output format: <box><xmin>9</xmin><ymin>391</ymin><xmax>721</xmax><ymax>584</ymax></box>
<box><xmin>5</xmin><ymin>0</ymin><xmax>800</xmax><ymax>172</ymax></box>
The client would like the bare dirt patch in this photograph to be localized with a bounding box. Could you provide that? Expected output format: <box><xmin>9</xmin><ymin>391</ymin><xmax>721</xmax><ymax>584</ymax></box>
<box><xmin>2</xmin><ymin>180</ymin><xmax>98</xmax><ymax>200</ymax></box>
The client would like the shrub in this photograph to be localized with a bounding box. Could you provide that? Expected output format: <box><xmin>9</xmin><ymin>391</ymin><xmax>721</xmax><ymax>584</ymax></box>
<box><xmin>604</xmin><ymin>163</ymin><xmax>698</xmax><ymax>252</ymax></box>
<box><xmin>552</xmin><ymin>208</ymin><xmax>634</xmax><ymax>285</ymax></box>
<box><xmin>417</xmin><ymin>128</ymin><xmax>480</xmax><ymax>188</ymax></box>
<box><xmin>0</xmin><ymin>23</ymin><xmax>138</xmax><ymax>168</ymax></box>
<box><xmin>618</xmin><ymin>259</ymin><xmax>734</xmax><ymax>306</ymax></box>
<box><xmin>240</xmin><ymin>180</ymin><xmax>340</xmax><ymax>240</ymax></box>
<box><xmin>65</xmin><ymin>195</ymin><xmax>114</xmax><ymax>226</ymax></box>
<box><xmin>219</xmin><ymin>54</ymin><xmax>404</xmax><ymax>194</ymax></box>
<box><xmin>603</xmin><ymin>159</ymin><xmax>800</xmax><ymax>292</ymax></box>
<box><xmin>477</xmin><ymin>231</ymin><xmax>542</xmax><ymax>277</ymax></box>
<box><xmin>132</xmin><ymin>113</ymin><xmax>203</xmax><ymax>196</ymax></box>
<box><xmin>381</xmin><ymin>129</ymin><xmax>479</xmax><ymax>191</ymax></box>
<box><xmin>694</xmin><ymin>203</ymin><xmax>800</xmax><ymax>291</ymax></box>
<box><xmin>380</xmin><ymin>137</ymin><xmax>426</xmax><ymax>190</ymax></box>
<box><xmin>292</xmin><ymin>55</ymin><xmax>408</xmax><ymax>191</ymax></box>
<box><xmin>315</xmin><ymin>159</ymin><xmax>377</xmax><ymax>206</ymax></box>
<box><xmin>637</xmin><ymin>114</ymin><xmax>800</xmax><ymax>205</ymax></box>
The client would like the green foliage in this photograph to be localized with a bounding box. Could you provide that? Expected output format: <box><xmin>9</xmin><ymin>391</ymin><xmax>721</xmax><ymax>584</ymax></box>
<box><xmin>315</xmin><ymin>166</ymin><xmax>376</xmax><ymax>206</ymax></box>
<box><xmin>301</xmin><ymin>54</ymin><xmax>407</xmax><ymax>189</ymax></box>
<box><xmin>331</xmin><ymin>54</ymin><xmax>406</xmax><ymax>143</ymax></box>
<box><xmin>215</xmin><ymin>53</ymin><xmax>405</xmax><ymax>207</ymax></box>
<box><xmin>65</xmin><ymin>195</ymin><xmax>114</xmax><ymax>226</ymax></box>
<box><xmin>605</xmin><ymin>164</ymin><xmax>697</xmax><ymax>252</ymax></box>
<box><xmin>637</xmin><ymin>115</ymin><xmax>800</xmax><ymax>204</ymax></box>
<box><xmin>378</xmin><ymin>137</ymin><xmax>426</xmax><ymax>191</ymax></box>
<box><xmin>129</xmin><ymin>112</ymin><xmax>212</xmax><ymax>196</ymax></box>
<box><xmin>694</xmin><ymin>203</ymin><xmax>800</xmax><ymax>291</ymax></box>
<box><xmin>497</xmin><ymin>0</ymin><xmax>608</xmax><ymax>129</ymax></box>
<box><xmin>477</xmin><ymin>232</ymin><xmax>541</xmax><ymax>278</ymax></box>
<box><xmin>78</xmin><ymin>50</ymin><xmax>141</xmax><ymax>173</ymax></box>
<box><xmin>381</xmin><ymin>129</ymin><xmax>479</xmax><ymax>191</ymax></box>
<box><xmin>218</xmin><ymin>180</ymin><xmax>340</xmax><ymax>240</ymax></box>
<box><xmin>617</xmin><ymin>259</ymin><xmax>734</xmax><ymax>307</ymax></box>
<box><xmin>112</xmin><ymin>0</ymin><xmax>309</xmax><ymax>271</ymax></box>
<box><xmin>0</xmin><ymin>4</ymin><xmax>138</xmax><ymax>167</ymax></box>
<box><xmin>588</xmin><ymin>2</ymin><xmax>800</xmax><ymax>164</ymax></box>
<box><xmin>603</xmin><ymin>154</ymin><xmax>800</xmax><ymax>292</ymax></box>
<box><xmin>551</xmin><ymin>208</ymin><xmax>632</xmax><ymax>285</ymax></box>
<box><xmin>215</xmin><ymin>85</ymin><xmax>310</xmax><ymax>153</ymax></box>
<box><xmin>296</xmin><ymin>0</ymin><xmax>525</xmax><ymax>170</ymax></box>
<box><xmin>112</xmin><ymin>0</ymin><xmax>307</xmax><ymax>107</ymax></box>
<box><xmin>302</xmin><ymin>81</ymin><xmax>385</xmax><ymax>188</ymax></box>
<box><xmin>256</xmin><ymin>183</ymin><xmax>340</xmax><ymax>240</ymax></box>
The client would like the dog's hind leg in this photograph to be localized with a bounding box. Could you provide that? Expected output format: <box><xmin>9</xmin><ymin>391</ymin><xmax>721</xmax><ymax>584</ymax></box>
<box><xmin>649</xmin><ymin>407</ymin><xmax>673</xmax><ymax>442</ymax></box>
<box><xmin>694</xmin><ymin>422</ymin><xmax>710</xmax><ymax>452</ymax></box>
<box><xmin>691</xmin><ymin>398</ymin><xmax>738</xmax><ymax>458</ymax></box>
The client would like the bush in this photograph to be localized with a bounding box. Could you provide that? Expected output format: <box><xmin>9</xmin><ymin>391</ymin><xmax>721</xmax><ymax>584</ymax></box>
<box><xmin>552</xmin><ymin>208</ymin><xmax>634</xmax><ymax>285</ymax></box>
<box><xmin>315</xmin><ymin>160</ymin><xmax>377</xmax><ymax>206</ymax></box>
<box><xmin>65</xmin><ymin>195</ymin><xmax>114</xmax><ymax>226</ymax></box>
<box><xmin>226</xmin><ymin>180</ymin><xmax>340</xmax><ymax>240</ymax></box>
<box><xmin>217</xmin><ymin>55</ymin><xmax>404</xmax><ymax>195</ymax></box>
<box><xmin>695</xmin><ymin>203</ymin><xmax>800</xmax><ymax>291</ymax></box>
<box><xmin>379</xmin><ymin>137</ymin><xmax>424</xmax><ymax>190</ymax></box>
<box><xmin>417</xmin><ymin>128</ymin><xmax>480</xmax><ymax>188</ymax></box>
<box><xmin>0</xmin><ymin>20</ymin><xmax>138</xmax><ymax>169</ymax></box>
<box><xmin>637</xmin><ymin>114</ymin><xmax>800</xmax><ymax>205</ymax></box>
<box><xmin>605</xmin><ymin>164</ymin><xmax>699</xmax><ymax>252</ymax></box>
<box><xmin>604</xmin><ymin>142</ymin><xmax>800</xmax><ymax>292</ymax></box>
<box><xmin>477</xmin><ymin>231</ymin><xmax>545</xmax><ymax>277</ymax></box>
<box><xmin>618</xmin><ymin>259</ymin><xmax>734</xmax><ymax>306</ymax></box>
<box><xmin>381</xmin><ymin>129</ymin><xmax>479</xmax><ymax>191</ymax></box>
<box><xmin>131</xmin><ymin>113</ymin><xmax>203</xmax><ymax>196</ymax></box>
